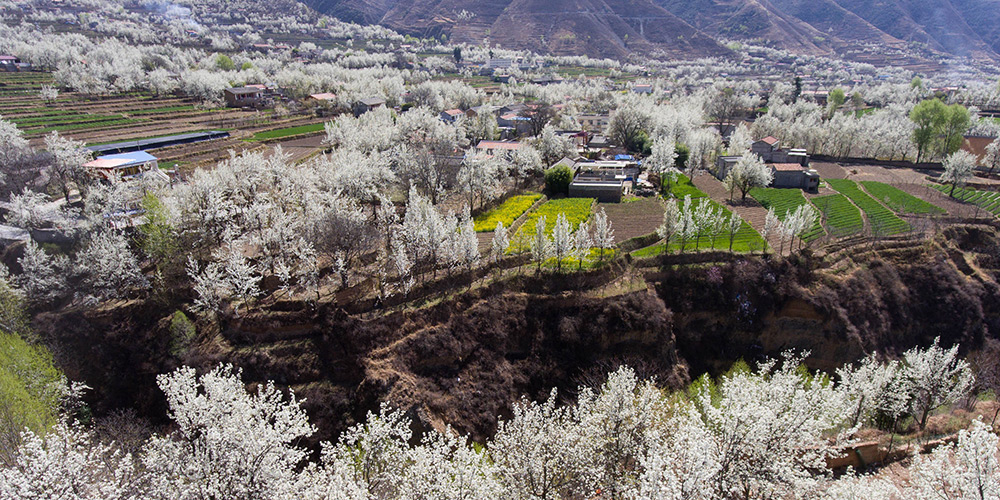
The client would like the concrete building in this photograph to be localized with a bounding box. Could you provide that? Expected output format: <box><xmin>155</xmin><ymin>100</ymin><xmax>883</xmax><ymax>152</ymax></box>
<box><xmin>770</xmin><ymin>163</ymin><xmax>820</xmax><ymax>192</ymax></box>
<box><xmin>569</xmin><ymin>173</ymin><xmax>627</xmax><ymax>203</ymax></box>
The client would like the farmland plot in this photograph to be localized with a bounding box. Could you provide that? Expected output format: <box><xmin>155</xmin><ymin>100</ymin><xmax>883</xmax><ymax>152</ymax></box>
<box><xmin>473</xmin><ymin>194</ymin><xmax>542</xmax><ymax>232</ymax></box>
<box><xmin>826</xmin><ymin>179</ymin><xmax>910</xmax><ymax>235</ymax></box>
<box><xmin>748</xmin><ymin>187</ymin><xmax>825</xmax><ymax>242</ymax></box>
<box><xmin>811</xmin><ymin>194</ymin><xmax>863</xmax><ymax>237</ymax></box>
<box><xmin>931</xmin><ymin>185</ymin><xmax>1000</xmax><ymax>217</ymax></box>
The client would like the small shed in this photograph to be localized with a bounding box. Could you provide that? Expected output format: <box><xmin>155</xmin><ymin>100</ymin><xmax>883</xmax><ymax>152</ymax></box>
<box><xmin>770</xmin><ymin>163</ymin><xmax>820</xmax><ymax>192</ymax></box>
<box><xmin>354</xmin><ymin>97</ymin><xmax>386</xmax><ymax>116</ymax></box>
<box><xmin>83</xmin><ymin>151</ymin><xmax>160</xmax><ymax>181</ymax></box>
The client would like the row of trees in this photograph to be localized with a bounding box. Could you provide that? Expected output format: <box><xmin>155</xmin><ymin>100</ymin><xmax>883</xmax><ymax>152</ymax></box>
<box><xmin>2</xmin><ymin>339</ymin><xmax>991</xmax><ymax>500</ymax></box>
<box><xmin>523</xmin><ymin>209</ymin><xmax>615</xmax><ymax>271</ymax></box>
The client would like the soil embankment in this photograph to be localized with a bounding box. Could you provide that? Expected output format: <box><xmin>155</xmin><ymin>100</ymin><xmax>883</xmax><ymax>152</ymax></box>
<box><xmin>33</xmin><ymin>225</ymin><xmax>1000</xmax><ymax>444</ymax></box>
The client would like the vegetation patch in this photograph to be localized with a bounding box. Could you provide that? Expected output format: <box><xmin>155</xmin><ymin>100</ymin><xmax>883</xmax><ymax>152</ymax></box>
<box><xmin>250</xmin><ymin>122</ymin><xmax>326</xmax><ymax>141</ymax></box>
<box><xmin>515</xmin><ymin>198</ymin><xmax>594</xmax><ymax>238</ymax></box>
<box><xmin>663</xmin><ymin>173</ymin><xmax>706</xmax><ymax>200</ymax></box>
<box><xmin>749</xmin><ymin>187</ymin><xmax>825</xmax><ymax>242</ymax></box>
<box><xmin>473</xmin><ymin>194</ymin><xmax>542</xmax><ymax>232</ymax></box>
<box><xmin>860</xmin><ymin>181</ymin><xmax>944</xmax><ymax>215</ymax></box>
<box><xmin>827</xmin><ymin>179</ymin><xmax>910</xmax><ymax>235</ymax></box>
<box><xmin>812</xmin><ymin>194</ymin><xmax>863</xmax><ymax>237</ymax></box>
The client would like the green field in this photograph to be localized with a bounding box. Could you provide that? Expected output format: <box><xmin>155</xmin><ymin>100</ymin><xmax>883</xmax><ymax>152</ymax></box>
<box><xmin>931</xmin><ymin>185</ymin><xmax>1000</xmax><ymax>217</ymax></box>
<box><xmin>812</xmin><ymin>194</ymin><xmax>863</xmax><ymax>237</ymax></box>
<box><xmin>748</xmin><ymin>187</ymin><xmax>825</xmax><ymax>242</ymax></box>
<box><xmin>663</xmin><ymin>173</ymin><xmax>706</xmax><ymax>200</ymax></box>
<box><xmin>826</xmin><ymin>179</ymin><xmax>910</xmax><ymax>235</ymax></box>
<box><xmin>473</xmin><ymin>194</ymin><xmax>542</xmax><ymax>232</ymax></box>
<box><xmin>515</xmin><ymin>198</ymin><xmax>594</xmax><ymax>238</ymax></box>
<box><xmin>250</xmin><ymin>122</ymin><xmax>326</xmax><ymax>141</ymax></box>
<box><xmin>859</xmin><ymin>181</ymin><xmax>944</xmax><ymax>215</ymax></box>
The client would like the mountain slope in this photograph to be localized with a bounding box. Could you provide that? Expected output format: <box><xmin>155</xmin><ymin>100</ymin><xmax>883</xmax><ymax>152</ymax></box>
<box><xmin>301</xmin><ymin>0</ymin><xmax>1000</xmax><ymax>62</ymax></box>
<box><xmin>300</xmin><ymin>0</ymin><xmax>730</xmax><ymax>58</ymax></box>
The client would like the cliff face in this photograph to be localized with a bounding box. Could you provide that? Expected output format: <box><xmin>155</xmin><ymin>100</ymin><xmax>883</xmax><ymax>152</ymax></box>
<box><xmin>35</xmin><ymin>225</ymin><xmax>1000</xmax><ymax>443</ymax></box>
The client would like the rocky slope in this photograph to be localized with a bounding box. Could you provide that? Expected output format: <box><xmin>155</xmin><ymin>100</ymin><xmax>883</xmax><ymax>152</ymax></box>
<box><xmin>33</xmin><ymin>224</ymin><xmax>1000</xmax><ymax>444</ymax></box>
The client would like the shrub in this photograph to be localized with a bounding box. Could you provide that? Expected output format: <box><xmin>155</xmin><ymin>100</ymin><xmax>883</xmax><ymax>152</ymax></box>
<box><xmin>544</xmin><ymin>165</ymin><xmax>573</xmax><ymax>195</ymax></box>
<box><xmin>169</xmin><ymin>311</ymin><xmax>196</xmax><ymax>357</ymax></box>
<box><xmin>675</xmin><ymin>143</ymin><xmax>690</xmax><ymax>170</ymax></box>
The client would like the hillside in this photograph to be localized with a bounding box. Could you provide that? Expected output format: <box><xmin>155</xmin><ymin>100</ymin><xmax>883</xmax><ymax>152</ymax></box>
<box><xmin>302</xmin><ymin>0</ymin><xmax>1000</xmax><ymax>62</ymax></box>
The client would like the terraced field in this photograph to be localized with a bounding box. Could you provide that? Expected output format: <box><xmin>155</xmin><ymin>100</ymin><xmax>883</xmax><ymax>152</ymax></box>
<box><xmin>748</xmin><ymin>187</ymin><xmax>825</xmax><ymax>242</ymax></box>
<box><xmin>931</xmin><ymin>185</ymin><xmax>1000</xmax><ymax>217</ymax></box>
<box><xmin>859</xmin><ymin>181</ymin><xmax>944</xmax><ymax>215</ymax></box>
<box><xmin>811</xmin><ymin>194</ymin><xmax>863</xmax><ymax>237</ymax></box>
<box><xmin>826</xmin><ymin>179</ymin><xmax>910</xmax><ymax>235</ymax></box>
<box><xmin>1</xmin><ymin>72</ymin><xmax>336</xmax><ymax>170</ymax></box>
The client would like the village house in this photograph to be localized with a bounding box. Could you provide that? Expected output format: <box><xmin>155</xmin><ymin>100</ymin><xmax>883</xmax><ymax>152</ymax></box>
<box><xmin>475</xmin><ymin>140</ymin><xmax>522</xmax><ymax>155</ymax></box>
<box><xmin>305</xmin><ymin>92</ymin><xmax>337</xmax><ymax>103</ymax></box>
<box><xmin>0</xmin><ymin>55</ymin><xmax>22</xmax><ymax>71</ymax></box>
<box><xmin>578</xmin><ymin>114</ymin><xmax>610</xmax><ymax>133</ymax></box>
<box><xmin>439</xmin><ymin>109</ymin><xmax>464</xmax><ymax>123</ymax></box>
<box><xmin>568</xmin><ymin>160</ymin><xmax>635</xmax><ymax>203</ymax></box>
<box><xmin>632</xmin><ymin>84</ymin><xmax>654</xmax><ymax>94</ymax></box>
<box><xmin>353</xmin><ymin>97</ymin><xmax>386</xmax><ymax>116</ymax></box>
<box><xmin>497</xmin><ymin>112</ymin><xmax>532</xmax><ymax>136</ymax></box>
<box><xmin>532</xmin><ymin>76</ymin><xmax>565</xmax><ymax>86</ymax></box>
<box><xmin>223</xmin><ymin>87</ymin><xmax>264</xmax><ymax>108</ymax></box>
<box><xmin>466</xmin><ymin>105</ymin><xmax>499</xmax><ymax>119</ymax></box>
<box><xmin>751</xmin><ymin>137</ymin><xmax>809</xmax><ymax>165</ymax></box>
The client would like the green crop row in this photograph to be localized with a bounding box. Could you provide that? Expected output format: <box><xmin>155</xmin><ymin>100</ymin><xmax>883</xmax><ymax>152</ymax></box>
<box><xmin>931</xmin><ymin>185</ymin><xmax>1000</xmax><ymax>217</ymax></box>
<box><xmin>827</xmin><ymin>179</ymin><xmax>910</xmax><ymax>235</ymax></box>
<box><xmin>473</xmin><ymin>194</ymin><xmax>542</xmax><ymax>232</ymax></box>
<box><xmin>812</xmin><ymin>194</ymin><xmax>863</xmax><ymax>237</ymax></box>
<box><xmin>859</xmin><ymin>181</ymin><xmax>944</xmax><ymax>215</ymax></box>
<box><xmin>250</xmin><ymin>122</ymin><xmax>326</xmax><ymax>141</ymax></box>
<box><xmin>749</xmin><ymin>187</ymin><xmax>825</xmax><ymax>242</ymax></box>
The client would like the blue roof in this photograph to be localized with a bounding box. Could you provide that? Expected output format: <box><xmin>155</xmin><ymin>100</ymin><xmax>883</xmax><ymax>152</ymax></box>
<box><xmin>97</xmin><ymin>151</ymin><xmax>157</xmax><ymax>163</ymax></box>
<box><xmin>615</xmin><ymin>154</ymin><xmax>635</xmax><ymax>161</ymax></box>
